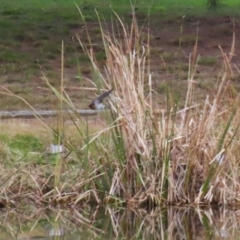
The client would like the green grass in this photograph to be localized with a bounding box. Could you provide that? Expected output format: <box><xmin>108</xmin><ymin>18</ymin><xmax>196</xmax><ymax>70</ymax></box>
<box><xmin>1</xmin><ymin>0</ymin><xmax>239</xmax><ymax>8</ymax></box>
<box><xmin>9</xmin><ymin>134</ymin><xmax>44</xmax><ymax>153</ymax></box>
<box><xmin>15</xmin><ymin>0</ymin><xmax>238</xmax><ymax>17</ymax></box>
<box><xmin>198</xmin><ymin>55</ymin><xmax>218</xmax><ymax>66</ymax></box>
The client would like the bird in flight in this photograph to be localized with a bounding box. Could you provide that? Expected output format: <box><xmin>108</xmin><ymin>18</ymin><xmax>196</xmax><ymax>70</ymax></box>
<box><xmin>89</xmin><ymin>89</ymin><xmax>113</xmax><ymax>110</ymax></box>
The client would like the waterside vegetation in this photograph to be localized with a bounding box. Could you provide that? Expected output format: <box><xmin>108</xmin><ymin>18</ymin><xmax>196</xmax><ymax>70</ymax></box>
<box><xmin>0</xmin><ymin>10</ymin><xmax>240</xmax><ymax>208</ymax></box>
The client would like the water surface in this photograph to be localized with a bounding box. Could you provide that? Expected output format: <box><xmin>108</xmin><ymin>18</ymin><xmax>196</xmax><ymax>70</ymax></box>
<box><xmin>0</xmin><ymin>205</ymin><xmax>239</xmax><ymax>239</ymax></box>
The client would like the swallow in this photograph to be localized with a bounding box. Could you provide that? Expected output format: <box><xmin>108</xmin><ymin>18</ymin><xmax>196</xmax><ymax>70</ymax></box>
<box><xmin>89</xmin><ymin>89</ymin><xmax>113</xmax><ymax>110</ymax></box>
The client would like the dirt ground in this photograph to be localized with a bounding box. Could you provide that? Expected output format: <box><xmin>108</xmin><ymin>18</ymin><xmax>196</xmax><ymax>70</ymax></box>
<box><xmin>0</xmin><ymin>14</ymin><xmax>240</xmax><ymax>111</ymax></box>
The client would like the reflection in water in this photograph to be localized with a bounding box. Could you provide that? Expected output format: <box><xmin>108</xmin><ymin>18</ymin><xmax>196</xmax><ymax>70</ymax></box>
<box><xmin>0</xmin><ymin>205</ymin><xmax>239</xmax><ymax>239</ymax></box>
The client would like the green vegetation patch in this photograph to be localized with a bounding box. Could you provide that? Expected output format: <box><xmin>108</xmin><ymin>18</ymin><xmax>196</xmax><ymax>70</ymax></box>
<box><xmin>9</xmin><ymin>134</ymin><xmax>44</xmax><ymax>153</ymax></box>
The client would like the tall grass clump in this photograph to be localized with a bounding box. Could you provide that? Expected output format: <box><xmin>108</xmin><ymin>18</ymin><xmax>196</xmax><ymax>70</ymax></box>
<box><xmin>72</xmin><ymin>12</ymin><xmax>240</xmax><ymax>206</ymax></box>
<box><xmin>1</xmin><ymin>11</ymin><xmax>240</xmax><ymax>207</ymax></box>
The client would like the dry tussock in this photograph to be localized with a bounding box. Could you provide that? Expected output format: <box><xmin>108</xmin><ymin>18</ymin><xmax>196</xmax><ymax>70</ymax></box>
<box><xmin>80</xmin><ymin>14</ymin><xmax>240</xmax><ymax>206</ymax></box>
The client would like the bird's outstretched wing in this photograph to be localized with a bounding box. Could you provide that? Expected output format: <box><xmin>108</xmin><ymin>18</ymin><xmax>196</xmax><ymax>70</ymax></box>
<box><xmin>89</xmin><ymin>89</ymin><xmax>113</xmax><ymax>109</ymax></box>
<box><xmin>95</xmin><ymin>89</ymin><xmax>113</xmax><ymax>103</ymax></box>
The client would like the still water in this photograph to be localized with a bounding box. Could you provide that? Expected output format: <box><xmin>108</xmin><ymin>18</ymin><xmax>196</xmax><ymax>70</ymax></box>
<box><xmin>1</xmin><ymin>205</ymin><xmax>240</xmax><ymax>239</ymax></box>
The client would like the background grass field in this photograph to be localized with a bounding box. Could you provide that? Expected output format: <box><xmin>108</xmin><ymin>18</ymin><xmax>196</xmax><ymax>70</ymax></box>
<box><xmin>0</xmin><ymin>0</ymin><xmax>239</xmax><ymax>110</ymax></box>
<box><xmin>1</xmin><ymin>0</ymin><xmax>240</xmax><ymax>8</ymax></box>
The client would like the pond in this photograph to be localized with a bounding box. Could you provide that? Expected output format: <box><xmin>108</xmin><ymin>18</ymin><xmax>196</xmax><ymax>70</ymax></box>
<box><xmin>1</xmin><ymin>205</ymin><xmax>239</xmax><ymax>239</ymax></box>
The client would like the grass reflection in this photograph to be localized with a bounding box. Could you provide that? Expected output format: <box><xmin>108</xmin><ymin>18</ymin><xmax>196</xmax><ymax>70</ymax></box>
<box><xmin>0</xmin><ymin>206</ymin><xmax>239</xmax><ymax>239</ymax></box>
